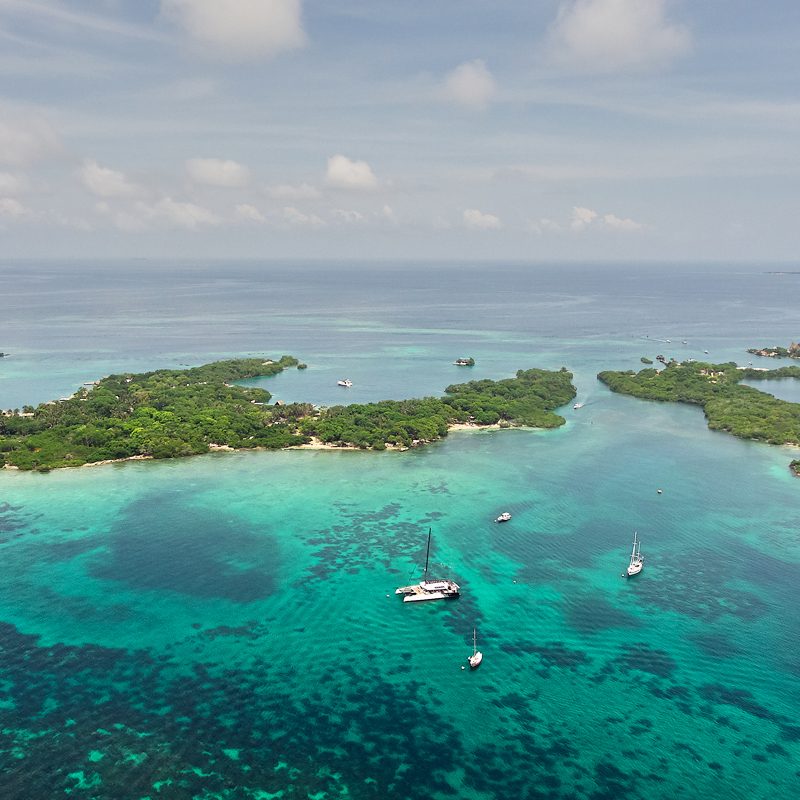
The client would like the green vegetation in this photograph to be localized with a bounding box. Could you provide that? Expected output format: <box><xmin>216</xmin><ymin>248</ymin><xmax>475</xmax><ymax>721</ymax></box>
<box><xmin>791</xmin><ymin>460</ymin><xmax>800</xmax><ymax>477</ymax></box>
<box><xmin>598</xmin><ymin>360</ymin><xmax>800</xmax><ymax>473</ymax></box>
<box><xmin>0</xmin><ymin>356</ymin><xmax>308</xmax><ymax>470</ymax></box>
<box><xmin>1</xmin><ymin>360</ymin><xmax>575</xmax><ymax>470</ymax></box>
<box><xmin>303</xmin><ymin>368</ymin><xmax>576</xmax><ymax>450</ymax></box>
<box><xmin>640</xmin><ymin>357</ymin><xmax>654</xmax><ymax>364</ymax></box>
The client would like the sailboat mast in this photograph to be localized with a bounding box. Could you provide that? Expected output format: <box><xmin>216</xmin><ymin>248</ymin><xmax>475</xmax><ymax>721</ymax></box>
<box><xmin>423</xmin><ymin>528</ymin><xmax>432</xmax><ymax>580</ymax></box>
<box><xmin>473</xmin><ymin>627</ymin><xmax>477</xmax><ymax>655</ymax></box>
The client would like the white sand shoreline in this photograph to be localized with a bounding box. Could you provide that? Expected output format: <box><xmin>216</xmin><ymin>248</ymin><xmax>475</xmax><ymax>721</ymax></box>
<box><xmin>0</xmin><ymin>421</ymin><xmax>509</xmax><ymax>471</ymax></box>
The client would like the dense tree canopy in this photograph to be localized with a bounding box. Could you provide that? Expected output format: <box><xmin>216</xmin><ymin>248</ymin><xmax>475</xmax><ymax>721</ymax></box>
<box><xmin>0</xmin><ymin>357</ymin><xmax>307</xmax><ymax>470</ymax></box>
<box><xmin>1</xmin><ymin>361</ymin><xmax>576</xmax><ymax>470</ymax></box>
<box><xmin>303</xmin><ymin>367</ymin><xmax>576</xmax><ymax>450</ymax></box>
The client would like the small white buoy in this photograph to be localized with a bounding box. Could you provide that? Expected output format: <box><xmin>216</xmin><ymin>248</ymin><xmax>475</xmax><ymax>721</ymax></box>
<box><xmin>461</xmin><ymin>665</ymin><xmax>465</xmax><ymax>670</ymax></box>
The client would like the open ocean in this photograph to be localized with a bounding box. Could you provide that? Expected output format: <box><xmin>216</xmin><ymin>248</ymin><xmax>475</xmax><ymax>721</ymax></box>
<box><xmin>1</xmin><ymin>260</ymin><xmax>799</xmax><ymax>800</ymax></box>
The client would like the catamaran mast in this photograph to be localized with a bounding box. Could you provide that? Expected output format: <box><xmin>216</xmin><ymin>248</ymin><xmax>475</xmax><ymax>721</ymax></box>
<box><xmin>423</xmin><ymin>528</ymin><xmax>432</xmax><ymax>581</ymax></box>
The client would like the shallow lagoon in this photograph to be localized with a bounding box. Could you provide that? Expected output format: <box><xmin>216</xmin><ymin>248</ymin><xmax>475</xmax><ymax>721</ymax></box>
<box><xmin>1</xmin><ymin>261</ymin><xmax>799</xmax><ymax>799</ymax></box>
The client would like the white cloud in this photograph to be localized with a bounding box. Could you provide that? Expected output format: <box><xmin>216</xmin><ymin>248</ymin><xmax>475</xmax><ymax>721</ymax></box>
<box><xmin>0</xmin><ymin>172</ymin><xmax>24</xmax><ymax>194</ymax></box>
<box><xmin>96</xmin><ymin>197</ymin><xmax>219</xmax><ymax>230</ymax></box>
<box><xmin>325</xmin><ymin>154</ymin><xmax>378</xmax><ymax>191</ymax></box>
<box><xmin>531</xmin><ymin>207</ymin><xmax>644</xmax><ymax>233</ymax></box>
<box><xmin>282</xmin><ymin>206</ymin><xmax>325</xmax><ymax>227</ymax></box>
<box><xmin>463</xmin><ymin>208</ymin><xmax>502</xmax><ymax>230</ymax></box>
<box><xmin>47</xmin><ymin>210</ymin><xmax>92</xmax><ymax>231</ymax></box>
<box><xmin>0</xmin><ymin>115</ymin><xmax>61</xmax><ymax>167</ymax></box>
<box><xmin>1</xmin><ymin>0</ymin><xmax>169</xmax><ymax>43</ymax></box>
<box><xmin>186</xmin><ymin>157</ymin><xmax>250</xmax><ymax>188</ymax></box>
<box><xmin>532</xmin><ymin>217</ymin><xmax>564</xmax><ymax>234</ymax></box>
<box><xmin>548</xmin><ymin>0</ymin><xmax>690</xmax><ymax>72</ymax></box>
<box><xmin>0</xmin><ymin>197</ymin><xmax>32</xmax><ymax>218</ymax></box>
<box><xmin>126</xmin><ymin>197</ymin><xmax>221</xmax><ymax>230</ymax></box>
<box><xmin>80</xmin><ymin>159</ymin><xmax>139</xmax><ymax>198</ymax></box>
<box><xmin>161</xmin><ymin>0</ymin><xmax>306</xmax><ymax>61</ymax></box>
<box><xmin>570</xmin><ymin>205</ymin><xmax>598</xmax><ymax>230</ymax></box>
<box><xmin>602</xmin><ymin>212</ymin><xmax>643</xmax><ymax>231</ymax></box>
<box><xmin>443</xmin><ymin>60</ymin><xmax>497</xmax><ymax>110</ymax></box>
<box><xmin>151</xmin><ymin>197</ymin><xmax>219</xmax><ymax>229</ymax></box>
<box><xmin>267</xmin><ymin>182</ymin><xmax>321</xmax><ymax>200</ymax></box>
<box><xmin>235</xmin><ymin>203</ymin><xmax>267</xmax><ymax>223</ymax></box>
<box><xmin>332</xmin><ymin>208</ymin><xmax>365</xmax><ymax>225</ymax></box>
<box><xmin>95</xmin><ymin>201</ymin><xmax>147</xmax><ymax>232</ymax></box>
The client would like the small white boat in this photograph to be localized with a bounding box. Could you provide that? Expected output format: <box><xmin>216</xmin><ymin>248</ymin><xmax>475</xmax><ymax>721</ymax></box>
<box><xmin>495</xmin><ymin>512</ymin><xmax>512</xmax><ymax>523</ymax></box>
<box><xmin>573</xmin><ymin>402</ymin><xmax>584</xmax><ymax>410</ymax></box>
<box><xmin>657</xmin><ymin>489</ymin><xmax>663</xmax><ymax>494</ymax></box>
<box><xmin>625</xmin><ymin>531</ymin><xmax>644</xmax><ymax>577</ymax></box>
<box><xmin>337</xmin><ymin>379</ymin><xmax>353</xmax><ymax>387</ymax></box>
<box><xmin>468</xmin><ymin>627</ymin><xmax>483</xmax><ymax>669</ymax></box>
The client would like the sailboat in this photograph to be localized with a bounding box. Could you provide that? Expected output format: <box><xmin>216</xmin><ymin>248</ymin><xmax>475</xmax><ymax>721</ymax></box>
<box><xmin>625</xmin><ymin>531</ymin><xmax>644</xmax><ymax>577</ymax></box>
<box><xmin>395</xmin><ymin>528</ymin><xmax>460</xmax><ymax>603</ymax></box>
<box><xmin>468</xmin><ymin>627</ymin><xmax>483</xmax><ymax>669</ymax></box>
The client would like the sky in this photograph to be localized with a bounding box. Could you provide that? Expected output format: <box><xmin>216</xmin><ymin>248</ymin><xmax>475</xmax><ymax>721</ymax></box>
<box><xmin>0</xmin><ymin>0</ymin><xmax>799</xmax><ymax>262</ymax></box>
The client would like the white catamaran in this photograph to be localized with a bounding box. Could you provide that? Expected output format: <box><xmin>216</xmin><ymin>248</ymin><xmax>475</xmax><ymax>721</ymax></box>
<box><xmin>395</xmin><ymin>528</ymin><xmax>460</xmax><ymax>603</ymax></box>
<box><xmin>468</xmin><ymin>627</ymin><xmax>483</xmax><ymax>669</ymax></box>
<box><xmin>625</xmin><ymin>531</ymin><xmax>644</xmax><ymax>577</ymax></box>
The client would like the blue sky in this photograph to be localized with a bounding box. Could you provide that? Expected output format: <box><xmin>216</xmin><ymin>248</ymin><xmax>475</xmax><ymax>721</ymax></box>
<box><xmin>0</xmin><ymin>0</ymin><xmax>798</xmax><ymax>261</ymax></box>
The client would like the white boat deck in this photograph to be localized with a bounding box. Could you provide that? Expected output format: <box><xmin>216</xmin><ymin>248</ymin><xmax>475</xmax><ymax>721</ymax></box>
<box><xmin>395</xmin><ymin>580</ymin><xmax>460</xmax><ymax>602</ymax></box>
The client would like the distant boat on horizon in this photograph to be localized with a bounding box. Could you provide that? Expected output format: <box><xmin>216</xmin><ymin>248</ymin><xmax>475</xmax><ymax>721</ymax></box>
<box><xmin>337</xmin><ymin>378</ymin><xmax>353</xmax><ymax>387</ymax></box>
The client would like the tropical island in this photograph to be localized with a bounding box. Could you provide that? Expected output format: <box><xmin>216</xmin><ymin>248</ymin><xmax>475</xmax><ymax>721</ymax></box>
<box><xmin>0</xmin><ymin>358</ymin><xmax>576</xmax><ymax>470</ymax></box>
<box><xmin>598</xmin><ymin>360</ymin><xmax>800</xmax><ymax>475</ymax></box>
<box><xmin>747</xmin><ymin>342</ymin><xmax>800</xmax><ymax>359</ymax></box>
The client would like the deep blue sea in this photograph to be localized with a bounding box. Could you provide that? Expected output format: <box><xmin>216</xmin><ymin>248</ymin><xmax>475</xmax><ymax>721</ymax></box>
<box><xmin>1</xmin><ymin>260</ymin><xmax>799</xmax><ymax>799</ymax></box>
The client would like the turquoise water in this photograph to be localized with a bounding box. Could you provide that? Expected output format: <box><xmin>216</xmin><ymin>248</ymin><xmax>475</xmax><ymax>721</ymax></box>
<box><xmin>1</xmin><ymin>261</ymin><xmax>799</xmax><ymax>799</ymax></box>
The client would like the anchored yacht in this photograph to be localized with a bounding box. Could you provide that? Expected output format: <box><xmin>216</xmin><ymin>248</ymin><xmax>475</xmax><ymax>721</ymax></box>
<box><xmin>395</xmin><ymin>529</ymin><xmax>460</xmax><ymax>603</ymax></box>
<box><xmin>625</xmin><ymin>531</ymin><xmax>644</xmax><ymax>577</ymax></box>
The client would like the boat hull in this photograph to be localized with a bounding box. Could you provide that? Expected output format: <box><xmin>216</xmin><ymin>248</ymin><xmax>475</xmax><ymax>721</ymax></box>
<box><xmin>396</xmin><ymin>580</ymin><xmax>460</xmax><ymax>602</ymax></box>
<box><xmin>404</xmin><ymin>591</ymin><xmax>457</xmax><ymax>603</ymax></box>
<box><xmin>468</xmin><ymin>652</ymin><xmax>483</xmax><ymax>668</ymax></box>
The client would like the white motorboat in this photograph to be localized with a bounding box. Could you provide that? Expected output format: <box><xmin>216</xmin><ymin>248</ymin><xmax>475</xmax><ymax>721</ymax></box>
<box><xmin>495</xmin><ymin>512</ymin><xmax>512</xmax><ymax>523</ymax></box>
<box><xmin>337</xmin><ymin>379</ymin><xmax>353</xmax><ymax>387</ymax></box>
